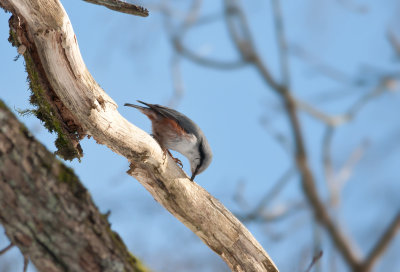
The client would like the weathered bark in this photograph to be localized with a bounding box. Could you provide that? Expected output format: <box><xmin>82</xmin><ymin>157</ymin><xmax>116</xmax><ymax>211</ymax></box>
<box><xmin>0</xmin><ymin>0</ymin><xmax>278</xmax><ymax>271</ymax></box>
<box><xmin>0</xmin><ymin>101</ymin><xmax>148</xmax><ymax>272</ymax></box>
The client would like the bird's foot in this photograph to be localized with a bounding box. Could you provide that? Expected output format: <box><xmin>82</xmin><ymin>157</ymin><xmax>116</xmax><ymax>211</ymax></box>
<box><xmin>166</xmin><ymin>150</ymin><xmax>183</xmax><ymax>168</ymax></box>
<box><xmin>173</xmin><ymin>157</ymin><xmax>183</xmax><ymax>168</ymax></box>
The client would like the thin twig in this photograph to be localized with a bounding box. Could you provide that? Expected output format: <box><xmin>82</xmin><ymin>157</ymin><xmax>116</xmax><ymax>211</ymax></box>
<box><xmin>173</xmin><ymin>37</ymin><xmax>247</xmax><ymax>69</ymax></box>
<box><xmin>260</xmin><ymin>116</ymin><xmax>293</xmax><ymax>154</ymax></box>
<box><xmin>360</xmin><ymin>211</ymin><xmax>400</xmax><ymax>271</ymax></box>
<box><xmin>290</xmin><ymin>44</ymin><xmax>359</xmax><ymax>85</ymax></box>
<box><xmin>83</xmin><ymin>0</ymin><xmax>149</xmax><ymax>17</ymax></box>
<box><xmin>295</xmin><ymin>76</ymin><xmax>391</xmax><ymax>127</ymax></box>
<box><xmin>167</xmin><ymin>54</ymin><xmax>184</xmax><ymax>108</ymax></box>
<box><xmin>322</xmin><ymin>126</ymin><xmax>335</xmax><ymax>192</ymax></box>
<box><xmin>388</xmin><ymin>31</ymin><xmax>400</xmax><ymax>57</ymax></box>
<box><xmin>305</xmin><ymin>250</ymin><xmax>323</xmax><ymax>272</ymax></box>
<box><xmin>248</xmin><ymin>166</ymin><xmax>296</xmax><ymax>218</ymax></box>
<box><xmin>336</xmin><ymin>0</ymin><xmax>368</xmax><ymax>14</ymax></box>
<box><xmin>322</xmin><ymin>126</ymin><xmax>369</xmax><ymax>206</ymax></box>
<box><xmin>0</xmin><ymin>243</ymin><xmax>14</xmax><ymax>255</ymax></box>
<box><xmin>281</xmin><ymin>92</ymin><xmax>361</xmax><ymax>270</ymax></box>
<box><xmin>296</xmin><ymin>98</ymin><xmax>350</xmax><ymax>126</ymax></box>
<box><xmin>271</xmin><ymin>0</ymin><xmax>290</xmax><ymax>86</ymax></box>
<box><xmin>165</xmin><ymin>0</ymin><xmax>247</xmax><ymax>70</ymax></box>
<box><xmin>23</xmin><ymin>256</ymin><xmax>29</xmax><ymax>272</ymax></box>
<box><xmin>240</xmin><ymin>201</ymin><xmax>307</xmax><ymax>223</ymax></box>
<box><xmin>224</xmin><ymin>0</ymin><xmax>281</xmax><ymax>90</ymax></box>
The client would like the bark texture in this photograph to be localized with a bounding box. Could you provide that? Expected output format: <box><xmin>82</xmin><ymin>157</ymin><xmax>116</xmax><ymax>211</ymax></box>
<box><xmin>1</xmin><ymin>0</ymin><xmax>278</xmax><ymax>271</ymax></box>
<box><xmin>0</xmin><ymin>101</ymin><xmax>148</xmax><ymax>272</ymax></box>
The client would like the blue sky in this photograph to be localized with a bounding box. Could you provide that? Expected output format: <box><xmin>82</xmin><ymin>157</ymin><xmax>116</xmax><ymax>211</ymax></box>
<box><xmin>1</xmin><ymin>1</ymin><xmax>400</xmax><ymax>271</ymax></box>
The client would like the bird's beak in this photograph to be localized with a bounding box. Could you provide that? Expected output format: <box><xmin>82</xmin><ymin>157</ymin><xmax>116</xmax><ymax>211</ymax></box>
<box><xmin>190</xmin><ymin>166</ymin><xmax>199</xmax><ymax>181</ymax></box>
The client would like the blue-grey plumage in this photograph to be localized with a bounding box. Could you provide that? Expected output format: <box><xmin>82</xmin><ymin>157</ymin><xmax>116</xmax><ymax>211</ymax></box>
<box><xmin>124</xmin><ymin>101</ymin><xmax>212</xmax><ymax>181</ymax></box>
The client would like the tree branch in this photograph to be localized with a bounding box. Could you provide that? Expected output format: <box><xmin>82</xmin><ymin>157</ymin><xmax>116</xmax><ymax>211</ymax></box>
<box><xmin>360</xmin><ymin>211</ymin><xmax>400</xmax><ymax>271</ymax></box>
<box><xmin>281</xmin><ymin>91</ymin><xmax>362</xmax><ymax>270</ymax></box>
<box><xmin>83</xmin><ymin>0</ymin><xmax>149</xmax><ymax>17</ymax></box>
<box><xmin>1</xmin><ymin>0</ymin><xmax>278</xmax><ymax>271</ymax></box>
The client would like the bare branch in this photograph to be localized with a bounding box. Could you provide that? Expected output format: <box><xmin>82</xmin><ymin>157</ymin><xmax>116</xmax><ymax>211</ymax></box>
<box><xmin>271</xmin><ymin>0</ymin><xmax>290</xmax><ymax>86</ymax></box>
<box><xmin>23</xmin><ymin>256</ymin><xmax>29</xmax><ymax>272</ymax></box>
<box><xmin>1</xmin><ymin>0</ymin><xmax>278</xmax><ymax>271</ymax></box>
<box><xmin>260</xmin><ymin>116</ymin><xmax>293</xmax><ymax>154</ymax></box>
<box><xmin>163</xmin><ymin>0</ymin><xmax>247</xmax><ymax>70</ymax></box>
<box><xmin>290</xmin><ymin>44</ymin><xmax>359</xmax><ymax>85</ymax></box>
<box><xmin>240</xmin><ymin>201</ymin><xmax>307</xmax><ymax>223</ymax></box>
<box><xmin>167</xmin><ymin>53</ymin><xmax>185</xmax><ymax>108</ymax></box>
<box><xmin>173</xmin><ymin>37</ymin><xmax>247</xmax><ymax>69</ymax></box>
<box><xmin>0</xmin><ymin>243</ymin><xmax>14</xmax><ymax>255</ymax></box>
<box><xmin>83</xmin><ymin>0</ymin><xmax>149</xmax><ymax>17</ymax></box>
<box><xmin>388</xmin><ymin>31</ymin><xmax>400</xmax><ymax>57</ymax></box>
<box><xmin>361</xmin><ymin>212</ymin><xmax>400</xmax><ymax>271</ymax></box>
<box><xmin>223</xmin><ymin>0</ymin><xmax>281</xmax><ymax>90</ymax></box>
<box><xmin>281</xmin><ymin>91</ymin><xmax>362</xmax><ymax>270</ymax></box>
<box><xmin>296</xmin><ymin>98</ymin><xmax>351</xmax><ymax>126</ymax></box>
<box><xmin>305</xmin><ymin>250</ymin><xmax>323</xmax><ymax>272</ymax></box>
<box><xmin>246</xmin><ymin>167</ymin><xmax>296</xmax><ymax>219</ymax></box>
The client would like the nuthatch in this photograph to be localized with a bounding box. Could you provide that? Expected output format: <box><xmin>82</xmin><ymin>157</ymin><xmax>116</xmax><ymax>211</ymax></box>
<box><xmin>124</xmin><ymin>101</ymin><xmax>212</xmax><ymax>181</ymax></box>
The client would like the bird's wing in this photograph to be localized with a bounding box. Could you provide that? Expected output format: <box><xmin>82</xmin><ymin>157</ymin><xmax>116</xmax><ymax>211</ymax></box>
<box><xmin>137</xmin><ymin>101</ymin><xmax>198</xmax><ymax>135</ymax></box>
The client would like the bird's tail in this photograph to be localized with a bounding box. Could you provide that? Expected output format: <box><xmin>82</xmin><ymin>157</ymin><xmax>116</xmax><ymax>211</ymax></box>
<box><xmin>136</xmin><ymin>100</ymin><xmax>153</xmax><ymax>108</ymax></box>
<box><xmin>124</xmin><ymin>102</ymin><xmax>145</xmax><ymax>110</ymax></box>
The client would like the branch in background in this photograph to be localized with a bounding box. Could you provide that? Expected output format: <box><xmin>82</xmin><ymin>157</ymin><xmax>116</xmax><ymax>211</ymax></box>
<box><xmin>260</xmin><ymin>116</ymin><xmax>293</xmax><ymax>154</ymax></box>
<box><xmin>271</xmin><ymin>0</ymin><xmax>290</xmax><ymax>86</ymax></box>
<box><xmin>0</xmin><ymin>100</ymin><xmax>148</xmax><ymax>272</ymax></box>
<box><xmin>83</xmin><ymin>0</ymin><xmax>149</xmax><ymax>17</ymax></box>
<box><xmin>223</xmin><ymin>0</ymin><xmax>362</xmax><ymax>268</ymax></box>
<box><xmin>173</xmin><ymin>37</ymin><xmax>248</xmax><ymax>69</ymax></box>
<box><xmin>167</xmin><ymin>53</ymin><xmax>185</xmax><ymax>108</ymax></box>
<box><xmin>282</xmin><ymin>92</ymin><xmax>362</xmax><ymax>270</ymax></box>
<box><xmin>1</xmin><ymin>0</ymin><xmax>278</xmax><ymax>271</ymax></box>
<box><xmin>159</xmin><ymin>0</ymin><xmax>400</xmax><ymax>270</ymax></box>
<box><xmin>336</xmin><ymin>0</ymin><xmax>368</xmax><ymax>14</ymax></box>
<box><xmin>224</xmin><ymin>0</ymin><xmax>363</xmax><ymax>265</ymax></box>
<box><xmin>239</xmin><ymin>167</ymin><xmax>296</xmax><ymax>222</ymax></box>
<box><xmin>240</xmin><ymin>201</ymin><xmax>307</xmax><ymax>223</ymax></box>
<box><xmin>0</xmin><ymin>243</ymin><xmax>14</xmax><ymax>255</ymax></box>
<box><xmin>163</xmin><ymin>0</ymin><xmax>247</xmax><ymax>70</ymax></box>
<box><xmin>323</xmin><ymin>130</ymin><xmax>369</xmax><ymax>206</ymax></box>
<box><xmin>361</xmin><ymin>212</ymin><xmax>400</xmax><ymax>272</ymax></box>
<box><xmin>388</xmin><ymin>31</ymin><xmax>400</xmax><ymax>57</ymax></box>
<box><xmin>305</xmin><ymin>250</ymin><xmax>323</xmax><ymax>272</ymax></box>
<box><xmin>224</xmin><ymin>0</ymin><xmax>281</xmax><ymax>91</ymax></box>
<box><xmin>290</xmin><ymin>44</ymin><xmax>361</xmax><ymax>85</ymax></box>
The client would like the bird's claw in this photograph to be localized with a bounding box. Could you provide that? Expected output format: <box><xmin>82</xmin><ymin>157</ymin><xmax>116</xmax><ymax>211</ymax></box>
<box><xmin>173</xmin><ymin>157</ymin><xmax>183</xmax><ymax>168</ymax></box>
<box><xmin>164</xmin><ymin>149</ymin><xmax>183</xmax><ymax>168</ymax></box>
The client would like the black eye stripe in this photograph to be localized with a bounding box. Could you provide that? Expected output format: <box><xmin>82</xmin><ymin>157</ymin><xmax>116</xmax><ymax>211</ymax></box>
<box><xmin>198</xmin><ymin>139</ymin><xmax>205</xmax><ymax>170</ymax></box>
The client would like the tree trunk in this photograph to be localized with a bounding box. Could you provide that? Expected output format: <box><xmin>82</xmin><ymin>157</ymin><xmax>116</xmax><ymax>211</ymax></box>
<box><xmin>0</xmin><ymin>101</ymin><xmax>148</xmax><ymax>272</ymax></box>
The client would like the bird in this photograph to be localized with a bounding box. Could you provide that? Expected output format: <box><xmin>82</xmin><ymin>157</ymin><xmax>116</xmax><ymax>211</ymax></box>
<box><xmin>124</xmin><ymin>100</ymin><xmax>212</xmax><ymax>181</ymax></box>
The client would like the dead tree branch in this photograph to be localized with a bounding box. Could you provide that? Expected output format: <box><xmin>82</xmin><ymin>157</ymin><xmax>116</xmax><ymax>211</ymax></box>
<box><xmin>1</xmin><ymin>0</ymin><xmax>278</xmax><ymax>271</ymax></box>
<box><xmin>83</xmin><ymin>0</ymin><xmax>149</xmax><ymax>17</ymax></box>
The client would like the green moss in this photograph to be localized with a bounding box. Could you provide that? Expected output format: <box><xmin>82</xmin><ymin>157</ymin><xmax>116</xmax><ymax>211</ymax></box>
<box><xmin>8</xmin><ymin>27</ymin><xmax>19</xmax><ymax>47</ymax></box>
<box><xmin>8</xmin><ymin>28</ymin><xmax>82</xmax><ymax>161</ymax></box>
